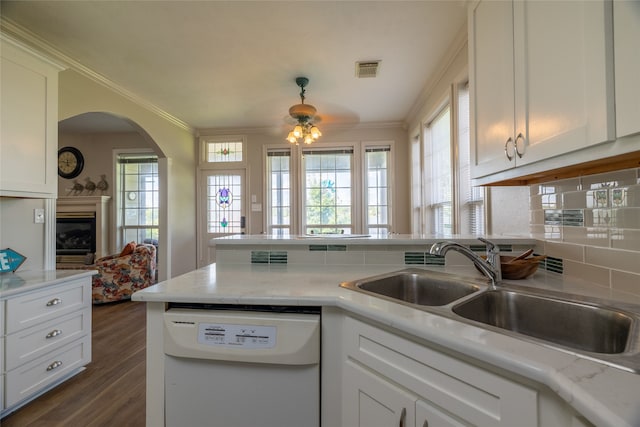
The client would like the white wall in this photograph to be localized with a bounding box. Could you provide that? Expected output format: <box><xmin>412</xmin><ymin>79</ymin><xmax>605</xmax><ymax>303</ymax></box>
<box><xmin>0</xmin><ymin>198</ymin><xmax>47</xmax><ymax>271</ymax></box>
<box><xmin>58</xmin><ymin>69</ymin><xmax>197</xmax><ymax>278</ymax></box>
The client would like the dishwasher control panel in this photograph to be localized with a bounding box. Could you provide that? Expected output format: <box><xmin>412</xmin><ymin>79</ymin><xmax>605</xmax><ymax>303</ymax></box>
<box><xmin>198</xmin><ymin>322</ymin><xmax>276</xmax><ymax>349</ymax></box>
<box><xmin>163</xmin><ymin>308</ymin><xmax>320</xmax><ymax>364</ymax></box>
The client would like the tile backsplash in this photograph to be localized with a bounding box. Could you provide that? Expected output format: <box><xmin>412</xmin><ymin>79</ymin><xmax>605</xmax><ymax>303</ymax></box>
<box><xmin>530</xmin><ymin>167</ymin><xmax>640</xmax><ymax>295</ymax></box>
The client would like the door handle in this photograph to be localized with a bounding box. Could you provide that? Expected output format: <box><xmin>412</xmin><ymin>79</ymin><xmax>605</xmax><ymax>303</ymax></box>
<box><xmin>515</xmin><ymin>132</ymin><xmax>525</xmax><ymax>158</ymax></box>
<box><xmin>504</xmin><ymin>137</ymin><xmax>515</xmax><ymax>161</ymax></box>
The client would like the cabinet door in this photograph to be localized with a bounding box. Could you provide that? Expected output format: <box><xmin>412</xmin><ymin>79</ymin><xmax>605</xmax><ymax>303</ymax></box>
<box><xmin>0</xmin><ymin>37</ymin><xmax>61</xmax><ymax>198</ymax></box>
<box><xmin>416</xmin><ymin>399</ymin><xmax>470</xmax><ymax>427</ymax></box>
<box><xmin>513</xmin><ymin>0</ymin><xmax>615</xmax><ymax>165</ymax></box>
<box><xmin>343</xmin><ymin>360</ymin><xmax>416</xmax><ymax>427</ymax></box>
<box><xmin>469</xmin><ymin>0</ymin><xmax>516</xmax><ymax>178</ymax></box>
<box><xmin>613</xmin><ymin>0</ymin><xmax>640</xmax><ymax>138</ymax></box>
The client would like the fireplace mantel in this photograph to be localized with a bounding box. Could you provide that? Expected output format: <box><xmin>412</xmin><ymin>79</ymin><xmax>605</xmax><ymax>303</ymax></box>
<box><xmin>57</xmin><ymin>196</ymin><xmax>111</xmax><ymax>262</ymax></box>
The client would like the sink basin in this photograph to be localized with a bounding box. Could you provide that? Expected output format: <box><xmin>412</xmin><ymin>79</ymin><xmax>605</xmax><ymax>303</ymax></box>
<box><xmin>340</xmin><ymin>269</ymin><xmax>484</xmax><ymax>306</ymax></box>
<box><xmin>453</xmin><ymin>289</ymin><xmax>634</xmax><ymax>354</ymax></box>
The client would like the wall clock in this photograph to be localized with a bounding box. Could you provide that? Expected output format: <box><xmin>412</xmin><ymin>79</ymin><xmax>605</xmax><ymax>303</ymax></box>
<box><xmin>58</xmin><ymin>146</ymin><xmax>85</xmax><ymax>179</ymax></box>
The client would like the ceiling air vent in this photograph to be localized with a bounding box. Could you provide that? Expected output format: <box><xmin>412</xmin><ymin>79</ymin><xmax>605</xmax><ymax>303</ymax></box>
<box><xmin>356</xmin><ymin>61</ymin><xmax>380</xmax><ymax>78</ymax></box>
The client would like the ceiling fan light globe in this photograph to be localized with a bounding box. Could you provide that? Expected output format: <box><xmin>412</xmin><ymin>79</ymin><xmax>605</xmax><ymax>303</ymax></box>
<box><xmin>293</xmin><ymin>125</ymin><xmax>303</xmax><ymax>137</ymax></box>
<box><xmin>310</xmin><ymin>126</ymin><xmax>321</xmax><ymax>138</ymax></box>
<box><xmin>304</xmin><ymin>135</ymin><xmax>313</xmax><ymax>144</ymax></box>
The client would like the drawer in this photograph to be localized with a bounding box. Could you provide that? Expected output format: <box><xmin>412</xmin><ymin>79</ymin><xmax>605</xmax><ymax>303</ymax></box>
<box><xmin>5</xmin><ymin>308</ymin><xmax>90</xmax><ymax>371</ymax></box>
<box><xmin>5</xmin><ymin>278</ymin><xmax>90</xmax><ymax>333</ymax></box>
<box><xmin>5</xmin><ymin>336</ymin><xmax>91</xmax><ymax>408</ymax></box>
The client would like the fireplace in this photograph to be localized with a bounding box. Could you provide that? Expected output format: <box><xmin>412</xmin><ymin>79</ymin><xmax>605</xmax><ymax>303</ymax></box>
<box><xmin>56</xmin><ymin>196</ymin><xmax>110</xmax><ymax>266</ymax></box>
<box><xmin>56</xmin><ymin>213</ymin><xmax>97</xmax><ymax>256</ymax></box>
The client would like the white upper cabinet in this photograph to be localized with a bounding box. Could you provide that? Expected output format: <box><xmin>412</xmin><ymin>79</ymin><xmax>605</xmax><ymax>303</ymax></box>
<box><xmin>470</xmin><ymin>0</ymin><xmax>615</xmax><ymax>180</ymax></box>
<box><xmin>1</xmin><ymin>35</ymin><xmax>63</xmax><ymax>198</ymax></box>
<box><xmin>614</xmin><ymin>0</ymin><xmax>640</xmax><ymax>138</ymax></box>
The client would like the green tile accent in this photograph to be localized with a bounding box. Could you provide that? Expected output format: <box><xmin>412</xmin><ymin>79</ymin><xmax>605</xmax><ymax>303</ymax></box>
<box><xmin>251</xmin><ymin>251</ymin><xmax>269</xmax><ymax>264</ymax></box>
<box><xmin>404</xmin><ymin>252</ymin><xmax>425</xmax><ymax>265</ymax></box>
<box><xmin>542</xmin><ymin>255</ymin><xmax>563</xmax><ymax>274</ymax></box>
<box><xmin>327</xmin><ymin>245</ymin><xmax>347</xmax><ymax>251</ymax></box>
<box><xmin>251</xmin><ymin>250</ymin><xmax>288</xmax><ymax>264</ymax></box>
<box><xmin>424</xmin><ymin>254</ymin><xmax>445</xmax><ymax>266</ymax></box>
<box><xmin>269</xmin><ymin>251</ymin><xmax>288</xmax><ymax>264</ymax></box>
<box><xmin>470</xmin><ymin>244</ymin><xmax>512</xmax><ymax>253</ymax></box>
<box><xmin>309</xmin><ymin>245</ymin><xmax>328</xmax><ymax>251</ymax></box>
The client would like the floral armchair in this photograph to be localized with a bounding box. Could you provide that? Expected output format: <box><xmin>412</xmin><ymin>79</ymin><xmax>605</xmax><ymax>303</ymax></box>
<box><xmin>89</xmin><ymin>243</ymin><xmax>157</xmax><ymax>304</ymax></box>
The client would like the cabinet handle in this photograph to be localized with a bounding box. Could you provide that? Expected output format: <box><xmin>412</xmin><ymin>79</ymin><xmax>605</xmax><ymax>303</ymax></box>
<box><xmin>399</xmin><ymin>407</ymin><xmax>407</xmax><ymax>427</ymax></box>
<box><xmin>46</xmin><ymin>329</ymin><xmax>63</xmax><ymax>339</ymax></box>
<box><xmin>46</xmin><ymin>298</ymin><xmax>62</xmax><ymax>307</ymax></box>
<box><xmin>504</xmin><ymin>137</ymin><xmax>515</xmax><ymax>161</ymax></box>
<box><xmin>46</xmin><ymin>360</ymin><xmax>63</xmax><ymax>371</ymax></box>
<box><xmin>514</xmin><ymin>132</ymin><xmax>525</xmax><ymax>158</ymax></box>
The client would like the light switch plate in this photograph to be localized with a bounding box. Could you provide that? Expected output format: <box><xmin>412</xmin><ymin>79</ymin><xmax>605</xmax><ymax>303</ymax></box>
<box><xmin>34</xmin><ymin>208</ymin><xmax>45</xmax><ymax>223</ymax></box>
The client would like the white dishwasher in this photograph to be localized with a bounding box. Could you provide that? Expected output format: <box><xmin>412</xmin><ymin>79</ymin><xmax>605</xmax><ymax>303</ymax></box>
<box><xmin>163</xmin><ymin>304</ymin><xmax>321</xmax><ymax>427</ymax></box>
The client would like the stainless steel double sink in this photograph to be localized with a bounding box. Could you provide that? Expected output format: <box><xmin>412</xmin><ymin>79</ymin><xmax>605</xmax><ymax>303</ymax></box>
<box><xmin>340</xmin><ymin>268</ymin><xmax>640</xmax><ymax>373</ymax></box>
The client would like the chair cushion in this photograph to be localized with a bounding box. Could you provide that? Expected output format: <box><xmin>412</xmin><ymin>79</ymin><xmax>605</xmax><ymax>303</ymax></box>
<box><xmin>119</xmin><ymin>241</ymin><xmax>137</xmax><ymax>257</ymax></box>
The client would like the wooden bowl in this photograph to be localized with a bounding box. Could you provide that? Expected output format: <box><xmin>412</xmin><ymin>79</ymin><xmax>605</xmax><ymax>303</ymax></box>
<box><xmin>479</xmin><ymin>254</ymin><xmax>546</xmax><ymax>280</ymax></box>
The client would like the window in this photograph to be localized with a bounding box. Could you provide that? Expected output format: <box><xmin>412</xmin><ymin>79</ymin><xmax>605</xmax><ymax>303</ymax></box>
<box><xmin>302</xmin><ymin>148</ymin><xmax>353</xmax><ymax>234</ymax></box>
<box><xmin>117</xmin><ymin>153</ymin><xmax>159</xmax><ymax>245</ymax></box>
<box><xmin>365</xmin><ymin>146</ymin><xmax>391</xmax><ymax>236</ymax></box>
<box><xmin>202</xmin><ymin>137</ymin><xmax>244</xmax><ymax>164</ymax></box>
<box><xmin>424</xmin><ymin>106</ymin><xmax>453</xmax><ymax>234</ymax></box>
<box><xmin>266</xmin><ymin>149</ymin><xmax>291</xmax><ymax>236</ymax></box>
<box><xmin>457</xmin><ymin>82</ymin><xmax>485</xmax><ymax>234</ymax></box>
<box><xmin>414</xmin><ymin>80</ymin><xmax>484</xmax><ymax>235</ymax></box>
<box><xmin>264</xmin><ymin>143</ymin><xmax>393</xmax><ymax>235</ymax></box>
<box><xmin>206</xmin><ymin>173</ymin><xmax>243</xmax><ymax>234</ymax></box>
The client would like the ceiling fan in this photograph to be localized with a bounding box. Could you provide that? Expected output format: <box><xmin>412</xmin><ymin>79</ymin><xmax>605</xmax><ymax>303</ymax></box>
<box><xmin>286</xmin><ymin>77</ymin><xmax>322</xmax><ymax>145</ymax></box>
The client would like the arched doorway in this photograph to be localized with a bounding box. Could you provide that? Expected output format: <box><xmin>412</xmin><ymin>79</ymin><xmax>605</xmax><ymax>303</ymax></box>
<box><xmin>58</xmin><ymin>112</ymin><xmax>169</xmax><ymax>281</ymax></box>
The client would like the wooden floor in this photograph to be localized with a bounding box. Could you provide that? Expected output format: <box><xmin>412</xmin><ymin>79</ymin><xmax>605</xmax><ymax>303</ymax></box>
<box><xmin>2</xmin><ymin>301</ymin><xmax>147</xmax><ymax>427</ymax></box>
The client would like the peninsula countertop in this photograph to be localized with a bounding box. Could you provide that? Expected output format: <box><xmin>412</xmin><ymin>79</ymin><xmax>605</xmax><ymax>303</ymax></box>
<box><xmin>133</xmin><ymin>263</ymin><xmax>640</xmax><ymax>427</ymax></box>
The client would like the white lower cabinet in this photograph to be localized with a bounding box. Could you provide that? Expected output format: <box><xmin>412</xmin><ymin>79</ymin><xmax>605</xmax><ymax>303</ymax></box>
<box><xmin>343</xmin><ymin>360</ymin><xmax>416</xmax><ymax>427</ymax></box>
<box><xmin>340</xmin><ymin>315</ymin><xmax>593</xmax><ymax>427</ymax></box>
<box><xmin>1</xmin><ymin>275</ymin><xmax>91</xmax><ymax>417</ymax></box>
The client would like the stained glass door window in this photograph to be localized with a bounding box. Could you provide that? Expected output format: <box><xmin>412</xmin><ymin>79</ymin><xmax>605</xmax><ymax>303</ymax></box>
<box><xmin>206</xmin><ymin>173</ymin><xmax>243</xmax><ymax>234</ymax></box>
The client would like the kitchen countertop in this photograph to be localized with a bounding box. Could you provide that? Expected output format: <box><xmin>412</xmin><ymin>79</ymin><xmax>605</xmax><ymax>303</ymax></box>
<box><xmin>0</xmin><ymin>269</ymin><xmax>96</xmax><ymax>298</ymax></box>
<box><xmin>133</xmin><ymin>263</ymin><xmax>640</xmax><ymax>427</ymax></box>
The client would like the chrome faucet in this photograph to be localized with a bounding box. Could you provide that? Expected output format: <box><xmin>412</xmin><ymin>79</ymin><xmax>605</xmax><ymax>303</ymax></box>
<box><xmin>429</xmin><ymin>237</ymin><xmax>502</xmax><ymax>288</ymax></box>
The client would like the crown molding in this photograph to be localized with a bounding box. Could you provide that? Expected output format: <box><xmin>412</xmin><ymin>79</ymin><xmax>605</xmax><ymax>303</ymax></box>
<box><xmin>1</xmin><ymin>18</ymin><xmax>194</xmax><ymax>134</ymax></box>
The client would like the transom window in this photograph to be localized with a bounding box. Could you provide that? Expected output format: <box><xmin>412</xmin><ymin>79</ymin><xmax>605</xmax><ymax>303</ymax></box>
<box><xmin>202</xmin><ymin>137</ymin><xmax>244</xmax><ymax>163</ymax></box>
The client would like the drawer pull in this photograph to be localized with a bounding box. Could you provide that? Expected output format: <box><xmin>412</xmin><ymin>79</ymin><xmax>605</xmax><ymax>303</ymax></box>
<box><xmin>46</xmin><ymin>298</ymin><xmax>62</xmax><ymax>307</ymax></box>
<box><xmin>46</xmin><ymin>329</ymin><xmax>63</xmax><ymax>339</ymax></box>
<box><xmin>399</xmin><ymin>407</ymin><xmax>406</xmax><ymax>427</ymax></box>
<box><xmin>46</xmin><ymin>360</ymin><xmax>63</xmax><ymax>371</ymax></box>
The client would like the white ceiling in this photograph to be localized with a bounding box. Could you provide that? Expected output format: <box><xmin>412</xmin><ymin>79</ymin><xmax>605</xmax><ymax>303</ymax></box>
<box><xmin>2</xmin><ymin>1</ymin><xmax>468</xmax><ymax>133</ymax></box>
